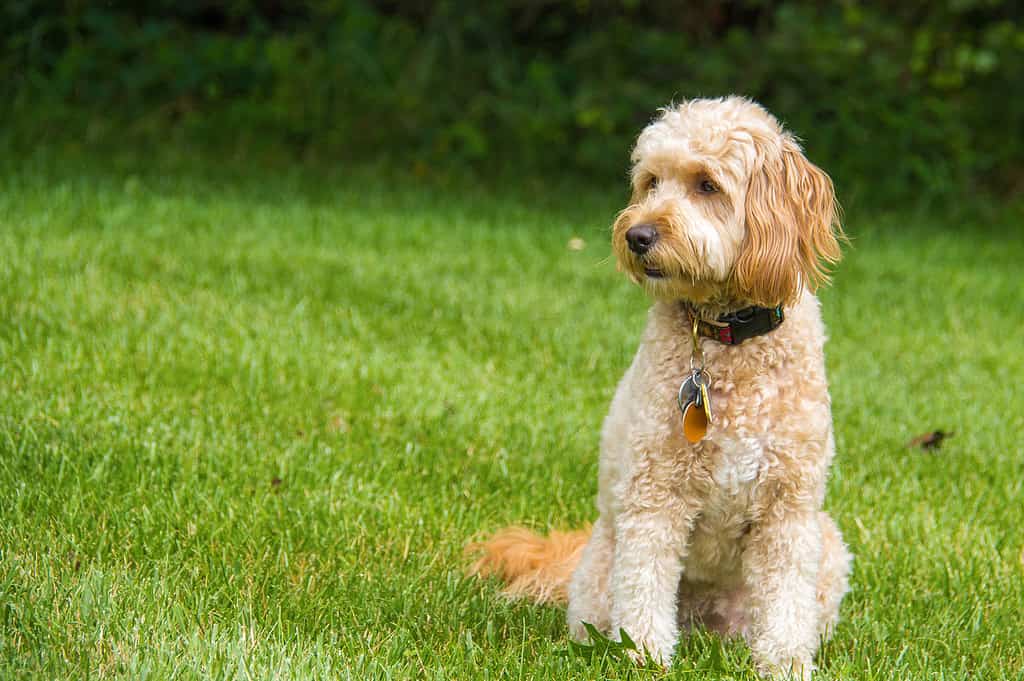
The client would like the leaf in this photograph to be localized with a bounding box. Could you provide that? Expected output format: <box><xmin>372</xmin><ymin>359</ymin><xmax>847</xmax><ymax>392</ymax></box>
<box><xmin>617</xmin><ymin>627</ymin><xmax>638</xmax><ymax>652</ymax></box>
<box><xmin>566</xmin><ymin>622</ymin><xmax>641</xmax><ymax>664</ymax></box>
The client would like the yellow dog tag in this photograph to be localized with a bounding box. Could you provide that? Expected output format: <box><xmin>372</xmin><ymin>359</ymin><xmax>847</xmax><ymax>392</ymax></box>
<box><xmin>682</xmin><ymin>399</ymin><xmax>708</xmax><ymax>443</ymax></box>
<box><xmin>678</xmin><ymin>368</ymin><xmax>713</xmax><ymax>444</ymax></box>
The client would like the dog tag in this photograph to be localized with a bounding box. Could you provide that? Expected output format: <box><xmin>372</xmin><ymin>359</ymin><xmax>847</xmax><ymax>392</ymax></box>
<box><xmin>698</xmin><ymin>379</ymin><xmax>713</xmax><ymax>422</ymax></box>
<box><xmin>678</xmin><ymin>370</ymin><xmax>712</xmax><ymax>443</ymax></box>
<box><xmin>677</xmin><ymin>374</ymin><xmax>699</xmax><ymax>414</ymax></box>
<box><xmin>682</xmin><ymin>398</ymin><xmax>708</xmax><ymax>443</ymax></box>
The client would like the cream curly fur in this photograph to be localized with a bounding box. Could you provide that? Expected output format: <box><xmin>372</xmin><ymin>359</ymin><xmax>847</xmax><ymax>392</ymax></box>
<box><xmin>471</xmin><ymin>97</ymin><xmax>852</xmax><ymax>679</ymax></box>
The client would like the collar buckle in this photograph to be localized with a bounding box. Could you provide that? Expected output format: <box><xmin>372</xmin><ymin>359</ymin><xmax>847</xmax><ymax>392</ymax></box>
<box><xmin>691</xmin><ymin>305</ymin><xmax>784</xmax><ymax>346</ymax></box>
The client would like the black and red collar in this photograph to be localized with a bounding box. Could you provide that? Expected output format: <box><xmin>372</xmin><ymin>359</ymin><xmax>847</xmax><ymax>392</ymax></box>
<box><xmin>690</xmin><ymin>305</ymin><xmax>784</xmax><ymax>345</ymax></box>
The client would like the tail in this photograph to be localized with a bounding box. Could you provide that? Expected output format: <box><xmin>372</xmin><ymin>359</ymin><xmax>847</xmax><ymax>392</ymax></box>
<box><xmin>467</xmin><ymin>526</ymin><xmax>591</xmax><ymax>605</ymax></box>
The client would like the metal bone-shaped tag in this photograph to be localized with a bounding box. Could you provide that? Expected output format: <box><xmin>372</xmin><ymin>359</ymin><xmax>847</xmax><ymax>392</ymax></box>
<box><xmin>677</xmin><ymin>370</ymin><xmax>713</xmax><ymax>443</ymax></box>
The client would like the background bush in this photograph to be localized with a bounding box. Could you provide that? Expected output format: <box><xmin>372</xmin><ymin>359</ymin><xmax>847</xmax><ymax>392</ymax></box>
<box><xmin>3</xmin><ymin>0</ymin><xmax>1022</xmax><ymax>197</ymax></box>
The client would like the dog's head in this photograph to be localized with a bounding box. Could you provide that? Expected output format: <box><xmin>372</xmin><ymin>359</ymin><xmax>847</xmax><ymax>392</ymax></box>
<box><xmin>612</xmin><ymin>97</ymin><xmax>843</xmax><ymax>307</ymax></box>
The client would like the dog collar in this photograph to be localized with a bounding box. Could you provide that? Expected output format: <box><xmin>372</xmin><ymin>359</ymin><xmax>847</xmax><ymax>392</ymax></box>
<box><xmin>690</xmin><ymin>305</ymin><xmax>784</xmax><ymax>345</ymax></box>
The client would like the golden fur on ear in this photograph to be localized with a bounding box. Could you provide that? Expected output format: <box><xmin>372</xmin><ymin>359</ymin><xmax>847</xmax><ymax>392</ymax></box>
<box><xmin>733</xmin><ymin>135</ymin><xmax>844</xmax><ymax>307</ymax></box>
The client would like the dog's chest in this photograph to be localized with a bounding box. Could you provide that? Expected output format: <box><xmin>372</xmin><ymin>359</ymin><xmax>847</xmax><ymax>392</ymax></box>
<box><xmin>709</xmin><ymin>436</ymin><xmax>763</xmax><ymax>494</ymax></box>
<box><xmin>697</xmin><ymin>436</ymin><xmax>764</xmax><ymax>528</ymax></box>
<box><xmin>683</xmin><ymin>437</ymin><xmax>765</xmax><ymax>581</ymax></box>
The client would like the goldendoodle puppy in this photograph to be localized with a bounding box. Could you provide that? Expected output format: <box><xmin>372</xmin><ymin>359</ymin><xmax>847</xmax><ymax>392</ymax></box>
<box><xmin>471</xmin><ymin>96</ymin><xmax>852</xmax><ymax>679</ymax></box>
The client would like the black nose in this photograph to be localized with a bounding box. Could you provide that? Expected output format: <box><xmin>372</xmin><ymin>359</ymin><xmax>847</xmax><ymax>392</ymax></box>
<box><xmin>625</xmin><ymin>223</ymin><xmax>659</xmax><ymax>255</ymax></box>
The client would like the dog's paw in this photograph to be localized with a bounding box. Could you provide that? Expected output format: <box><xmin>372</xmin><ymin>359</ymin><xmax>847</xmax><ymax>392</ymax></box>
<box><xmin>757</xmin><ymin>658</ymin><xmax>814</xmax><ymax>680</ymax></box>
<box><xmin>617</xmin><ymin>629</ymin><xmax>672</xmax><ymax>669</ymax></box>
<box><xmin>568</xmin><ymin>619</ymin><xmax>589</xmax><ymax>643</ymax></box>
<box><xmin>625</xmin><ymin>646</ymin><xmax>650</xmax><ymax>666</ymax></box>
<box><xmin>606</xmin><ymin>642</ymin><xmax>668</xmax><ymax>669</ymax></box>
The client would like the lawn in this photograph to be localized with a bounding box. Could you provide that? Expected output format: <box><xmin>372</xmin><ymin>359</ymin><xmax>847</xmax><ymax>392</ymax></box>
<box><xmin>2</xmin><ymin>146</ymin><xmax>1023</xmax><ymax>680</ymax></box>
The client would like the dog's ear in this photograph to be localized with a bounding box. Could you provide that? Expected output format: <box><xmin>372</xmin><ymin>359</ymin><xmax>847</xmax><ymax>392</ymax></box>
<box><xmin>733</xmin><ymin>136</ymin><xmax>843</xmax><ymax>307</ymax></box>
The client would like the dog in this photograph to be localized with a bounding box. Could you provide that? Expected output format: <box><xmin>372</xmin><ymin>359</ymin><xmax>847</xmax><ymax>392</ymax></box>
<box><xmin>470</xmin><ymin>96</ymin><xmax>852</xmax><ymax>679</ymax></box>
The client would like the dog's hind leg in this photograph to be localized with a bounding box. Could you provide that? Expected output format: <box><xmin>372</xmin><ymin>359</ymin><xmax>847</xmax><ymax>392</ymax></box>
<box><xmin>815</xmin><ymin>511</ymin><xmax>852</xmax><ymax>641</ymax></box>
<box><xmin>567</xmin><ymin>515</ymin><xmax>614</xmax><ymax>641</ymax></box>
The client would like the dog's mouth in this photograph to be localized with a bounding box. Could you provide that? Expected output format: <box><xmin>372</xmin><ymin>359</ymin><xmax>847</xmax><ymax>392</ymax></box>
<box><xmin>643</xmin><ymin>267</ymin><xmax>666</xmax><ymax>279</ymax></box>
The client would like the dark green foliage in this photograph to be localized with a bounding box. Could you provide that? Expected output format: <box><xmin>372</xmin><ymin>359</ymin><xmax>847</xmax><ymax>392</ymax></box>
<box><xmin>4</xmin><ymin>1</ymin><xmax>1023</xmax><ymax>196</ymax></box>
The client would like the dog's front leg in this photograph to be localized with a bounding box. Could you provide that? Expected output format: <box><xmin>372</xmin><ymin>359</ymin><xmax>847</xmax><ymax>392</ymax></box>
<box><xmin>609</xmin><ymin>498</ymin><xmax>695</xmax><ymax>666</ymax></box>
<box><xmin>743</xmin><ymin>510</ymin><xmax>823</xmax><ymax>680</ymax></box>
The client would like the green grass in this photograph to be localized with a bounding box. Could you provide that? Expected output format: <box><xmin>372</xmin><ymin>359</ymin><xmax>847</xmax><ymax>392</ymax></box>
<box><xmin>2</xmin><ymin>146</ymin><xmax>1023</xmax><ymax>680</ymax></box>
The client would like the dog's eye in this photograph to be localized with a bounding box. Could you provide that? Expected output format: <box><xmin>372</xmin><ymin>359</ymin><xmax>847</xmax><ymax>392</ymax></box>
<box><xmin>648</xmin><ymin>176</ymin><xmax>660</xmax><ymax>191</ymax></box>
<box><xmin>699</xmin><ymin>179</ymin><xmax>719</xmax><ymax>194</ymax></box>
